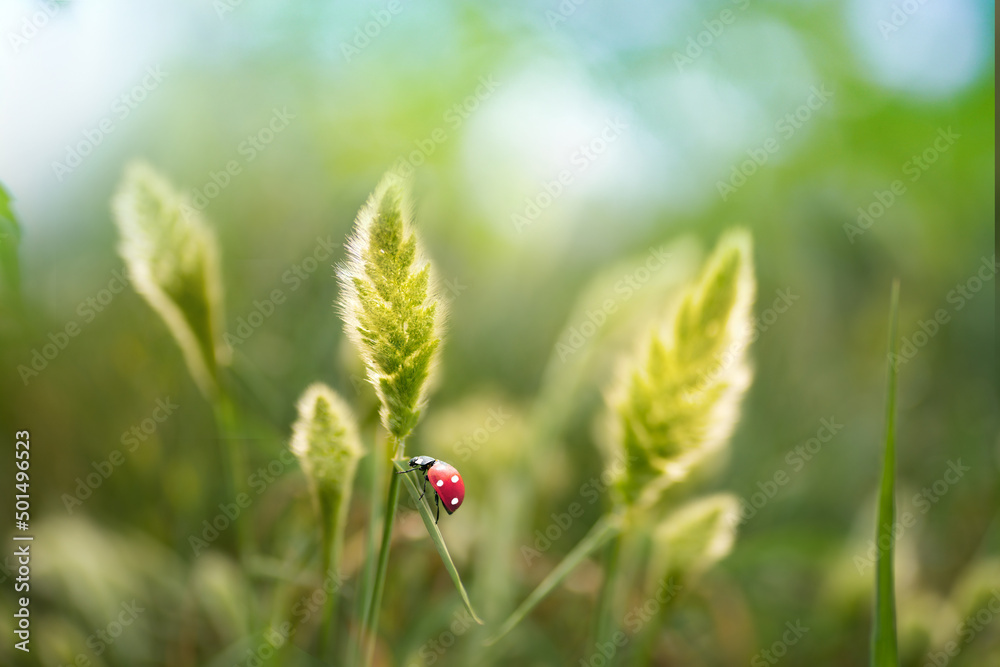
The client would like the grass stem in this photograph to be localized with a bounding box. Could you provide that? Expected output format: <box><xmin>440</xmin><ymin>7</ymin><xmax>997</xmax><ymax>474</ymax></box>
<box><xmin>317</xmin><ymin>528</ymin><xmax>339</xmax><ymax>659</ymax></box>
<box><xmin>593</xmin><ymin>531</ymin><xmax>623</xmax><ymax>646</ymax></box>
<box><xmin>212</xmin><ymin>392</ymin><xmax>251</xmax><ymax>561</ymax></box>
<box><xmin>361</xmin><ymin>435</ymin><xmax>403</xmax><ymax>666</ymax></box>
<box><xmin>486</xmin><ymin>512</ymin><xmax>623</xmax><ymax>646</ymax></box>
<box><xmin>871</xmin><ymin>279</ymin><xmax>900</xmax><ymax>667</ymax></box>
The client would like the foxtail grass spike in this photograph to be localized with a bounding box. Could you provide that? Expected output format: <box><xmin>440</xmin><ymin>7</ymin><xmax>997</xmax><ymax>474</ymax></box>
<box><xmin>607</xmin><ymin>230</ymin><xmax>756</xmax><ymax>507</ymax></box>
<box><xmin>290</xmin><ymin>383</ymin><xmax>363</xmax><ymax>554</ymax></box>
<box><xmin>649</xmin><ymin>493</ymin><xmax>739</xmax><ymax>586</ymax></box>
<box><xmin>337</xmin><ymin>174</ymin><xmax>444</xmax><ymax>448</ymax></box>
<box><xmin>112</xmin><ymin>161</ymin><xmax>228</xmax><ymax>398</ymax></box>
<box><xmin>290</xmin><ymin>383</ymin><xmax>363</xmax><ymax>657</ymax></box>
<box><xmin>341</xmin><ymin>174</ymin><xmax>444</xmax><ymax>667</ymax></box>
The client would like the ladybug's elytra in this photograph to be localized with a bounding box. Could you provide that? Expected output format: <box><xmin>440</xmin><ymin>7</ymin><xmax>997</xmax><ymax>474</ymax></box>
<box><xmin>397</xmin><ymin>456</ymin><xmax>465</xmax><ymax>523</ymax></box>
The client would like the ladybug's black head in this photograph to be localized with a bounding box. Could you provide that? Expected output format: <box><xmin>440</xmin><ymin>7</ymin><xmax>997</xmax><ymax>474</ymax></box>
<box><xmin>408</xmin><ymin>455</ymin><xmax>437</xmax><ymax>470</ymax></box>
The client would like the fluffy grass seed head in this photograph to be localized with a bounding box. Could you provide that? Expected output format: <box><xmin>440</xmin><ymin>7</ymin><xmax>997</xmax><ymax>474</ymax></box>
<box><xmin>648</xmin><ymin>493</ymin><xmax>739</xmax><ymax>586</ymax></box>
<box><xmin>290</xmin><ymin>383</ymin><xmax>363</xmax><ymax>548</ymax></box>
<box><xmin>337</xmin><ymin>174</ymin><xmax>444</xmax><ymax>445</ymax></box>
<box><xmin>112</xmin><ymin>161</ymin><xmax>228</xmax><ymax>398</ymax></box>
<box><xmin>607</xmin><ymin>230</ymin><xmax>756</xmax><ymax>507</ymax></box>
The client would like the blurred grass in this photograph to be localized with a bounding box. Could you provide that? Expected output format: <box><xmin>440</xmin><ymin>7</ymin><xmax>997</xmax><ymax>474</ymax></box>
<box><xmin>0</xmin><ymin>0</ymin><xmax>995</xmax><ymax>665</ymax></box>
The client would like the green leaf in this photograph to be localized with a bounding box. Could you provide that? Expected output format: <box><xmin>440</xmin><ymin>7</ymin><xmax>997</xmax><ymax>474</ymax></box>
<box><xmin>0</xmin><ymin>181</ymin><xmax>23</xmax><ymax>299</ymax></box>
<box><xmin>485</xmin><ymin>513</ymin><xmax>623</xmax><ymax>646</ymax></box>
<box><xmin>871</xmin><ymin>279</ymin><xmax>900</xmax><ymax>667</ymax></box>
<box><xmin>0</xmin><ymin>183</ymin><xmax>14</xmax><ymax>222</ymax></box>
<box><xmin>394</xmin><ymin>459</ymin><xmax>483</xmax><ymax>626</ymax></box>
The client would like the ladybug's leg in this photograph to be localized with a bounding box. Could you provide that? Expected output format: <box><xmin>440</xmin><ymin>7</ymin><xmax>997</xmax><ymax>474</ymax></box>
<box><xmin>418</xmin><ymin>474</ymin><xmax>428</xmax><ymax>501</ymax></box>
<box><xmin>434</xmin><ymin>493</ymin><xmax>441</xmax><ymax>524</ymax></box>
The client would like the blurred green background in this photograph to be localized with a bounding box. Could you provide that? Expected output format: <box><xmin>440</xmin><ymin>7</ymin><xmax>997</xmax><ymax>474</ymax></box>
<box><xmin>0</xmin><ymin>0</ymin><xmax>995</xmax><ymax>665</ymax></box>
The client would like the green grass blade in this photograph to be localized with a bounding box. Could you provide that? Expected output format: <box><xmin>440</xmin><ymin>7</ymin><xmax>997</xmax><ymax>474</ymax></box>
<box><xmin>0</xmin><ymin>182</ymin><xmax>23</xmax><ymax>305</ymax></box>
<box><xmin>592</xmin><ymin>531</ymin><xmax>624</xmax><ymax>650</ymax></box>
<box><xmin>485</xmin><ymin>513</ymin><xmax>623</xmax><ymax>647</ymax></box>
<box><xmin>394</xmin><ymin>459</ymin><xmax>484</xmax><ymax>626</ymax></box>
<box><xmin>362</xmin><ymin>458</ymin><xmax>402</xmax><ymax>667</ymax></box>
<box><xmin>871</xmin><ymin>279</ymin><xmax>901</xmax><ymax>667</ymax></box>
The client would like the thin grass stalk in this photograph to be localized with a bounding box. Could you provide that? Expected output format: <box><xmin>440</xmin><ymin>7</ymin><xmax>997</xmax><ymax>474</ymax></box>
<box><xmin>211</xmin><ymin>392</ymin><xmax>251</xmax><ymax>561</ymax></box>
<box><xmin>463</xmin><ymin>474</ymin><xmax>530</xmax><ymax>665</ymax></box>
<box><xmin>273</xmin><ymin>541</ymin><xmax>321</xmax><ymax>664</ymax></box>
<box><xmin>348</xmin><ymin>432</ymin><xmax>383</xmax><ymax>666</ymax></box>
<box><xmin>486</xmin><ymin>513</ymin><xmax>624</xmax><ymax>646</ymax></box>
<box><xmin>210</xmin><ymin>391</ymin><xmax>257</xmax><ymax>636</ymax></box>
<box><xmin>362</xmin><ymin>435</ymin><xmax>403</xmax><ymax>667</ymax></box>
<box><xmin>317</xmin><ymin>524</ymin><xmax>341</xmax><ymax>659</ymax></box>
<box><xmin>394</xmin><ymin>459</ymin><xmax>482</xmax><ymax>624</ymax></box>
<box><xmin>627</xmin><ymin>586</ymin><xmax>679</xmax><ymax>666</ymax></box>
<box><xmin>593</xmin><ymin>531</ymin><xmax>624</xmax><ymax>647</ymax></box>
<box><xmin>871</xmin><ymin>279</ymin><xmax>901</xmax><ymax>666</ymax></box>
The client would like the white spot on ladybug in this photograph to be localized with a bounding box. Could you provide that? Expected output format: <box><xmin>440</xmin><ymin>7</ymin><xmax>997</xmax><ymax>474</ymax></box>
<box><xmin>436</xmin><ymin>480</ymin><xmax>444</xmax><ymax>487</ymax></box>
<box><xmin>451</xmin><ymin>475</ymin><xmax>459</xmax><ymax>483</ymax></box>
<box><xmin>451</xmin><ymin>497</ymin><xmax>458</xmax><ymax>505</ymax></box>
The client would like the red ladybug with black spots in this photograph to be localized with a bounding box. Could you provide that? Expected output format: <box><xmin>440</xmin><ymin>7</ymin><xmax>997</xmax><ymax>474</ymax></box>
<box><xmin>397</xmin><ymin>456</ymin><xmax>465</xmax><ymax>523</ymax></box>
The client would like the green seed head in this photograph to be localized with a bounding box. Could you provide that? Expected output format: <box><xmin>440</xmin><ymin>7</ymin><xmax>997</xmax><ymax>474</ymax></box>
<box><xmin>112</xmin><ymin>161</ymin><xmax>228</xmax><ymax>398</ymax></box>
<box><xmin>337</xmin><ymin>174</ymin><xmax>444</xmax><ymax>444</ymax></box>
<box><xmin>607</xmin><ymin>230</ymin><xmax>756</xmax><ymax>507</ymax></box>
<box><xmin>290</xmin><ymin>383</ymin><xmax>363</xmax><ymax>537</ymax></box>
<box><xmin>291</xmin><ymin>383</ymin><xmax>363</xmax><ymax>487</ymax></box>
<box><xmin>648</xmin><ymin>493</ymin><xmax>740</xmax><ymax>585</ymax></box>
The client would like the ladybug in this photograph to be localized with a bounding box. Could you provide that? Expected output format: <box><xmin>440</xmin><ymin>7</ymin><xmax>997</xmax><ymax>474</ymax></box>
<box><xmin>397</xmin><ymin>456</ymin><xmax>465</xmax><ymax>523</ymax></box>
